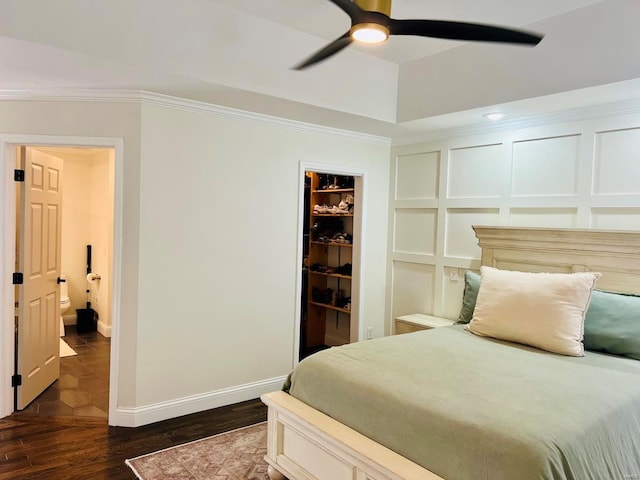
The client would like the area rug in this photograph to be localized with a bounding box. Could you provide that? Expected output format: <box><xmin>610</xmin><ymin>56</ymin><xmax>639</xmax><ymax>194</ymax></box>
<box><xmin>59</xmin><ymin>338</ymin><xmax>77</xmax><ymax>357</ymax></box>
<box><xmin>126</xmin><ymin>422</ymin><xmax>269</xmax><ymax>480</ymax></box>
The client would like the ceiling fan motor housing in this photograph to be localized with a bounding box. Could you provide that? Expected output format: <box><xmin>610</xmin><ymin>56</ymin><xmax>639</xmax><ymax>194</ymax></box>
<box><xmin>355</xmin><ymin>0</ymin><xmax>391</xmax><ymax>16</ymax></box>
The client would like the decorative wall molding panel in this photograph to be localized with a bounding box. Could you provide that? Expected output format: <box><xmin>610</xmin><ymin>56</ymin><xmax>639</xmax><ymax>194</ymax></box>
<box><xmin>388</xmin><ymin>113</ymin><xmax>640</xmax><ymax>327</ymax></box>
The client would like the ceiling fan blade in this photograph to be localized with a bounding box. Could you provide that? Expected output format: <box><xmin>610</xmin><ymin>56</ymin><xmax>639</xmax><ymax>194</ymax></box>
<box><xmin>293</xmin><ymin>31</ymin><xmax>353</xmax><ymax>70</ymax></box>
<box><xmin>327</xmin><ymin>0</ymin><xmax>363</xmax><ymax>21</ymax></box>
<box><xmin>389</xmin><ymin>19</ymin><xmax>543</xmax><ymax>45</ymax></box>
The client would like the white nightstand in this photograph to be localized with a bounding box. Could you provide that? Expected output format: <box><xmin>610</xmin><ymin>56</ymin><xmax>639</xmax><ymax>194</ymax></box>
<box><xmin>394</xmin><ymin>313</ymin><xmax>455</xmax><ymax>335</ymax></box>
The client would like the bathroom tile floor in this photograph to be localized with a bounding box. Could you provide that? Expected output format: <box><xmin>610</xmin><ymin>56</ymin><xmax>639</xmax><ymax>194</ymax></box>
<box><xmin>14</xmin><ymin>325</ymin><xmax>110</xmax><ymax>419</ymax></box>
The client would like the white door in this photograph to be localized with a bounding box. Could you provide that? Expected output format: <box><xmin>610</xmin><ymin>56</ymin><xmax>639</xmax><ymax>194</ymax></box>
<box><xmin>16</xmin><ymin>147</ymin><xmax>63</xmax><ymax>410</ymax></box>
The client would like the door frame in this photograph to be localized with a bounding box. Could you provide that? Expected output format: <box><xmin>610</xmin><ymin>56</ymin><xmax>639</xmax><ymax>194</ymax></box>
<box><xmin>293</xmin><ymin>162</ymin><xmax>368</xmax><ymax>366</ymax></box>
<box><xmin>0</xmin><ymin>134</ymin><xmax>123</xmax><ymax>424</ymax></box>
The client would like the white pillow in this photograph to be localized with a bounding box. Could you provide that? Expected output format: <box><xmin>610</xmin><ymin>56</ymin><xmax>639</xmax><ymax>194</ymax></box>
<box><xmin>466</xmin><ymin>266</ymin><xmax>600</xmax><ymax>356</ymax></box>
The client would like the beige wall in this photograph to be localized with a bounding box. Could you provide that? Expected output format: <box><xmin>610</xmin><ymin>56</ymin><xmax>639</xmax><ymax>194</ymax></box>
<box><xmin>89</xmin><ymin>150</ymin><xmax>114</xmax><ymax>330</ymax></box>
<box><xmin>135</xmin><ymin>102</ymin><xmax>391</xmax><ymax>407</ymax></box>
<box><xmin>46</xmin><ymin>148</ymin><xmax>114</xmax><ymax>329</ymax></box>
<box><xmin>58</xmin><ymin>151</ymin><xmax>91</xmax><ymax>315</ymax></box>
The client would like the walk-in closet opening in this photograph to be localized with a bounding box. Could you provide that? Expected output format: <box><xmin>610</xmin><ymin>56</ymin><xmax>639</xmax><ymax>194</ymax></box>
<box><xmin>299</xmin><ymin>170</ymin><xmax>362</xmax><ymax>360</ymax></box>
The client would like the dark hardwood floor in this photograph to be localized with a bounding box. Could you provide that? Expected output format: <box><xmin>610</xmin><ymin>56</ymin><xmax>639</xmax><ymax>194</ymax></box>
<box><xmin>0</xmin><ymin>397</ymin><xmax>267</xmax><ymax>479</ymax></box>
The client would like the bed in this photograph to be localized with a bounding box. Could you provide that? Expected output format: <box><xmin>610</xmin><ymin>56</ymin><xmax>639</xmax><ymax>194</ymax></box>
<box><xmin>262</xmin><ymin>226</ymin><xmax>640</xmax><ymax>480</ymax></box>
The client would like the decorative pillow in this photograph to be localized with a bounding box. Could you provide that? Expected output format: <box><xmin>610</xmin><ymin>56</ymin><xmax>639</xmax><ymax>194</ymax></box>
<box><xmin>584</xmin><ymin>290</ymin><xmax>640</xmax><ymax>361</ymax></box>
<box><xmin>467</xmin><ymin>266</ymin><xmax>600</xmax><ymax>356</ymax></box>
<box><xmin>457</xmin><ymin>270</ymin><xmax>481</xmax><ymax>324</ymax></box>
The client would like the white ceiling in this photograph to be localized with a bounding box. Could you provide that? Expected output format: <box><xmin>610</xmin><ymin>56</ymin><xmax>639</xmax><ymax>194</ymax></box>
<box><xmin>1</xmin><ymin>0</ymin><xmax>639</xmax><ymax>139</ymax></box>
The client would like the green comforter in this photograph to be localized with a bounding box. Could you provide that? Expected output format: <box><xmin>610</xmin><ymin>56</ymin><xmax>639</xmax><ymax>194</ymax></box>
<box><xmin>287</xmin><ymin>326</ymin><xmax>640</xmax><ymax>480</ymax></box>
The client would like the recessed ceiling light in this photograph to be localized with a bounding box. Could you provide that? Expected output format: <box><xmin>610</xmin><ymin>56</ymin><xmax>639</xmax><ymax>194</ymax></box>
<box><xmin>483</xmin><ymin>112</ymin><xmax>507</xmax><ymax>121</ymax></box>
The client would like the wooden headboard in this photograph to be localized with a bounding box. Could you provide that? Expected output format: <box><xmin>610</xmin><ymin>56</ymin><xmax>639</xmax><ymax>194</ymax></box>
<box><xmin>473</xmin><ymin>226</ymin><xmax>640</xmax><ymax>295</ymax></box>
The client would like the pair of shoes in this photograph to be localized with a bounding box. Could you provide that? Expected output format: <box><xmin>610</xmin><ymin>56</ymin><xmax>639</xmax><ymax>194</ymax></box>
<box><xmin>314</xmin><ymin>204</ymin><xmax>333</xmax><ymax>214</ymax></box>
<box><xmin>320</xmin><ymin>175</ymin><xmax>354</xmax><ymax>190</ymax></box>
<box><xmin>316</xmin><ymin>203</ymin><xmax>350</xmax><ymax>215</ymax></box>
<box><xmin>320</xmin><ymin>176</ymin><xmax>340</xmax><ymax>190</ymax></box>
<box><xmin>336</xmin><ymin>200</ymin><xmax>351</xmax><ymax>213</ymax></box>
<box><xmin>336</xmin><ymin>263</ymin><xmax>352</xmax><ymax>275</ymax></box>
<box><xmin>311</xmin><ymin>218</ymin><xmax>345</xmax><ymax>241</ymax></box>
<box><xmin>310</xmin><ymin>263</ymin><xmax>337</xmax><ymax>274</ymax></box>
<box><xmin>327</xmin><ymin>176</ymin><xmax>341</xmax><ymax>190</ymax></box>
<box><xmin>334</xmin><ymin>290</ymin><xmax>351</xmax><ymax>309</ymax></box>
<box><xmin>332</xmin><ymin>233</ymin><xmax>352</xmax><ymax>244</ymax></box>
<box><xmin>312</xmin><ymin>287</ymin><xmax>333</xmax><ymax>304</ymax></box>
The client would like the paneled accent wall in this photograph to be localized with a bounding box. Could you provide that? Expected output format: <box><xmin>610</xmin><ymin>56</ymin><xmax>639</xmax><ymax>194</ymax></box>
<box><xmin>388</xmin><ymin>113</ymin><xmax>640</xmax><ymax>330</ymax></box>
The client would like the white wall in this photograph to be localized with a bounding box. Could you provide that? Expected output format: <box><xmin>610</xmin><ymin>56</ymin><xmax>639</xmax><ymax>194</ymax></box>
<box><xmin>135</xmin><ymin>103</ymin><xmax>391</xmax><ymax>408</ymax></box>
<box><xmin>388</xmin><ymin>111</ymin><xmax>640</xmax><ymax>327</ymax></box>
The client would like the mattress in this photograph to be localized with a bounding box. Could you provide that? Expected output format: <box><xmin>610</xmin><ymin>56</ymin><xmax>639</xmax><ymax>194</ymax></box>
<box><xmin>286</xmin><ymin>326</ymin><xmax>640</xmax><ymax>480</ymax></box>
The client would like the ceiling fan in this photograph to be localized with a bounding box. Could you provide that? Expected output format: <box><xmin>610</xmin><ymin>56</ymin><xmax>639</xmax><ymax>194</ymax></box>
<box><xmin>294</xmin><ymin>0</ymin><xmax>544</xmax><ymax>69</ymax></box>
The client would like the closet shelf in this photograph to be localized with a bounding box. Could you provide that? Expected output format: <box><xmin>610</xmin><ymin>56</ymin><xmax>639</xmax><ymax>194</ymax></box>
<box><xmin>309</xmin><ymin>301</ymin><xmax>351</xmax><ymax>314</ymax></box>
<box><xmin>312</xmin><ymin>213</ymin><xmax>354</xmax><ymax>217</ymax></box>
<box><xmin>312</xmin><ymin>188</ymin><xmax>354</xmax><ymax>194</ymax></box>
<box><xmin>310</xmin><ymin>271</ymin><xmax>352</xmax><ymax>280</ymax></box>
<box><xmin>310</xmin><ymin>241</ymin><xmax>353</xmax><ymax>248</ymax></box>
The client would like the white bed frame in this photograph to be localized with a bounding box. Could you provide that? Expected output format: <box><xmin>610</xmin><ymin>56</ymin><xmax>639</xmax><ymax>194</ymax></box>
<box><xmin>262</xmin><ymin>226</ymin><xmax>640</xmax><ymax>480</ymax></box>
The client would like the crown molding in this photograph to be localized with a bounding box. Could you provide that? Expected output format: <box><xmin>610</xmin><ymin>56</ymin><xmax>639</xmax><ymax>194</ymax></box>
<box><xmin>0</xmin><ymin>89</ymin><xmax>391</xmax><ymax>146</ymax></box>
<box><xmin>392</xmin><ymin>97</ymin><xmax>640</xmax><ymax>146</ymax></box>
<box><xmin>3</xmin><ymin>88</ymin><xmax>638</xmax><ymax>147</ymax></box>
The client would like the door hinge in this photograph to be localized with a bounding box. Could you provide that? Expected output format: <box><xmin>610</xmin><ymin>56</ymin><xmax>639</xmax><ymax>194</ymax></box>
<box><xmin>13</xmin><ymin>272</ymin><xmax>23</xmax><ymax>285</ymax></box>
<box><xmin>11</xmin><ymin>374</ymin><xmax>22</xmax><ymax>387</ymax></box>
<box><xmin>14</xmin><ymin>169</ymin><xmax>25</xmax><ymax>182</ymax></box>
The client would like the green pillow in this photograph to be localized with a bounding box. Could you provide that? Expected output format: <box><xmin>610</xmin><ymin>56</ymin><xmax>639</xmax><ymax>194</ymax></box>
<box><xmin>584</xmin><ymin>290</ymin><xmax>640</xmax><ymax>361</ymax></box>
<box><xmin>457</xmin><ymin>270</ymin><xmax>481</xmax><ymax>324</ymax></box>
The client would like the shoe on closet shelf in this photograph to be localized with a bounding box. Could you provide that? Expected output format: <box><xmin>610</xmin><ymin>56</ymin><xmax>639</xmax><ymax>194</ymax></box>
<box><xmin>337</xmin><ymin>263</ymin><xmax>352</xmax><ymax>275</ymax></box>
<box><xmin>327</xmin><ymin>176</ymin><xmax>339</xmax><ymax>189</ymax></box>
<box><xmin>332</xmin><ymin>232</ymin><xmax>347</xmax><ymax>243</ymax></box>
<box><xmin>336</xmin><ymin>200</ymin><xmax>349</xmax><ymax>213</ymax></box>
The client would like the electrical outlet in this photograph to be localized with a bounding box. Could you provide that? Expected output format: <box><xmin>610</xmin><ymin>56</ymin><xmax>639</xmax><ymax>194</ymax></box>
<box><xmin>450</xmin><ymin>271</ymin><xmax>460</xmax><ymax>282</ymax></box>
<box><xmin>367</xmin><ymin>327</ymin><xmax>374</xmax><ymax>339</ymax></box>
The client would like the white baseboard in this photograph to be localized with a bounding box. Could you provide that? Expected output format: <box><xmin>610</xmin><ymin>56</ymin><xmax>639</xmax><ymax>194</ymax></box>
<box><xmin>97</xmin><ymin>320</ymin><xmax>111</xmax><ymax>337</ymax></box>
<box><xmin>62</xmin><ymin>313</ymin><xmax>110</xmax><ymax>337</ymax></box>
<box><xmin>112</xmin><ymin>375</ymin><xmax>287</xmax><ymax>427</ymax></box>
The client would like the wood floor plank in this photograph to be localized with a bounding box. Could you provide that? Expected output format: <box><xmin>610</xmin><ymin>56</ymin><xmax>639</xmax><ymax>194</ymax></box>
<box><xmin>0</xmin><ymin>398</ymin><xmax>267</xmax><ymax>479</ymax></box>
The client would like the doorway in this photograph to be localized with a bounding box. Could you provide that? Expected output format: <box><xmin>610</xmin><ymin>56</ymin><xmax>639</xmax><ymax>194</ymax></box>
<box><xmin>295</xmin><ymin>164</ymin><xmax>366</xmax><ymax>363</ymax></box>
<box><xmin>0</xmin><ymin>134</ymin><xmax>123</xmax><ymax>424</ymax></box>
<box><xmin>15</xmin><ymin>146</ymin><xmax>114</xmax><ymax>418</ymax></box>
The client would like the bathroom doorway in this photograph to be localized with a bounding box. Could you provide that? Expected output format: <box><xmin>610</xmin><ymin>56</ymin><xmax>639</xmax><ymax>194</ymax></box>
<box><xmin>12</xmin><ymin>144</ymin><xmax>115</xmax><ymax>420</ymax></box>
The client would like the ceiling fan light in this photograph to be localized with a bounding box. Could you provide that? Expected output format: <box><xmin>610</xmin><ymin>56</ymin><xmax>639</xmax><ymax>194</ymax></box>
<box><xmin>351</xmin><ymin>23</ymin><xmax>389</xmax><ymax>44</ymax></box>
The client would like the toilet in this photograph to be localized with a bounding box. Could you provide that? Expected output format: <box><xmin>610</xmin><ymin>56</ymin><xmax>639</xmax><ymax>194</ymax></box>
<box><xmin>59</xmin><ymin>274</ymin><xmax>70</xmax><ymax>337</ymax></box>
